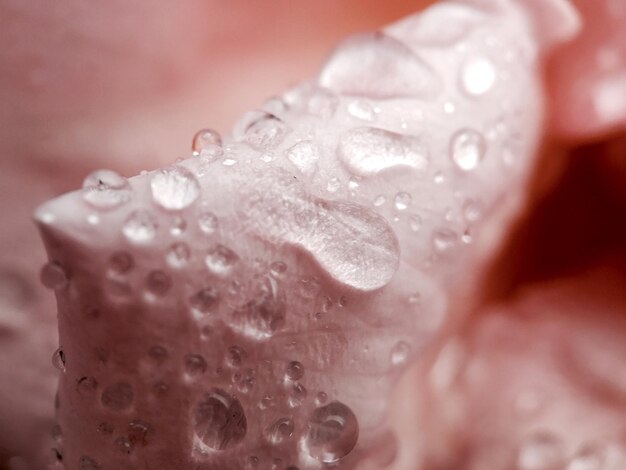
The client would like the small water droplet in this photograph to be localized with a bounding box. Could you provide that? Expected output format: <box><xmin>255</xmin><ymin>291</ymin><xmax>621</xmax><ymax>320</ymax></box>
<box><xmin>326</xmin><ymin>177</ymin><xmax>341</xmax><ymax>193</ymax></box>
<box><xmin>394</xmin><ymin>192</ymin><xmax>412</xmax><ymax>211</ymax></box>
<box><xmin>109</xmin><ymin>252</ymin><xmax>133</xmax><ymax>274</ymax></box>
<box><xmin>150</xmin><ymin>166</ymin><xmax>200</xmax><ymax>210</ymax></box>
<box><xmin>285</xmin><ymin>361</ymin><xmax>304</xmax><ymax>381</ymax></box>
<box><xmin>198</xmin><ymin>211</ymin><xmax>218</xmax><ymax>234</ymax></box>
<box><xmin>146</xmin><ymin>270</ymin><xmax>171</xmax><ymax>297</ymax></box>
<box><xmin>338</xmin><ymin>127</ymin><xmax>429</xmax><ymax>177</ymax></box>
<box><xmin>205</xmin><ymin>244</ymin><xmax>239</xmax><ymax>277</ymax></box>
<box><xmin>315</xmin><ymin>392</ymin><xmax>328</xmax><ymax>406</ymax></box>
<box><xmin>433</xmin><ymin>228</ymin><xmax>458</xmax><ymax>253</ymax></box>
<box><xmin>76</xmin><ymin>376</ymin><xmax>98</xmax><ymax>395</ymax></box>
<box><xmin>184</xmin><ymin>353</ymin><xmax>207</xmax><ymax>377</ymax></box>
<box><xmin>82</xmin><ymin>170</ymin><xmax>132</xmax><ymax>210</ymax></box>
<box><xmin>408</xmin><ymin>214</ymin><xmax>422</xmax><ymax>232</ymax></box>
<box><xmin>41</xmin><ymin>262</ymin><xmax>68</xmax><ymax>290</ymax></box>
<box><xmin>265</xmin><ymin>417</ymin><xmax>295</xmax><ymax>445</ymax></box>
<box><xmin>123</xmin><ymin>210</ymin><xmax>158</xmax><ymax>243</ymax></box>
<box><xmin>269</xmin><ymin>261</ymin><xmax>287</xmax><ymax>278</ymax></box>
<box><xmin>166</xmin><ymin>242</ymin><xmax>190</xmax><ymax>268</ymax></box>
<box><xmin>79</xmin><ymin>456</ymin><xmax>102</xmax><ymax>470</ymax></box>
<box><xmin>305</xmin><ymin>401</ymin><xmax>359</xmax><ymax>463</ymax></box>
<box><xmin>189</xmin><ymin>287</ymin><xmax>219</xmax><ymax>315</ymax></box>
<box><xmin>192</xmin><ymin>128</ymin><xmax>223</xmax><ymax>154</ymax></box>
<box><xmin>518</xmin><ymin>432</ymin><xmax>564</xmax><ymax>470</ymax></box>
<box><xmin>391</xmin><ymin>341</ymin><xmax>410</xmax><ymax>366</ymax></box>
<box><xmin>288</xmin><ymin>382</ymin><xmax>307</xmax><ymax>408</ymax></box>
<box><xmin>286</xmin><ymin>140</ymin><xmax>319</xmax><ymax>175</ymax></box>
<box><xmin>450</xmin><ymin>128</ymin><xmax>486</xmax><ymax>171</ymax></box>
<box><xmin>319</xmin><ymin>32</ymin><xmax>441</xmax><ymax>99</ymax></box>
<box><xmin>373</xmin><ymin>195</ymin><xmax>386</xmax><ymax>207</ymax></box>
<box><xmin>347</xmin><ymin>99</ymin><xmax>376</xmax><ymax>121</ymax></box>
<box><xmin>52</xmin><ymin>347</ymin><xmax>66</xmax><ymax>372</ymax></box>
<box><xmin>101</xmin><ymin>382</ymin><xmax>134</xmax><ymax>411</ymax></box>
<box><xmin>170</xmin><ymin>216</ymin><xmax>187</xmax><ymax>236</ymax></box>
<box><xmin>115</xmin><ymin>436</ymin><xmax>134</xmax><ymax>454</ymax></box>
<box><xmin>461</xmin><ymin>56</ymin><xmax>496</xmax><ymax>97</ymax></box>
<box><xmin>192</xmin><ymin>388</ymin><xmax>247</xmax><ymax>450</ymax></box>
<box><xmin>226</xmin><ymin>346</ymin><xmax>245</xmax><ymax>368</ymax></box>
<box><xmin>433</xmin><ymin>171</ymin><xmax>445</xmax><ymax>184</ymax></box>
<box><xmin>238</xmin><ymin>112</ymin><xmax>290</xmax><ymax>151</ymax></box>
<box><xmin>235</xmin><ymin>368</ymin><xmax>256</xmax><ymax>393</ymax></box>
<box><xmin>462</xmin><ymin>198</ymin><xmax>483</xmax><ymax>223</ymax></box>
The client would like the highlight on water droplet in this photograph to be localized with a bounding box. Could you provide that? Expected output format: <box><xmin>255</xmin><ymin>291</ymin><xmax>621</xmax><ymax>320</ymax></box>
<box><xmin>192</xmin><ymin>388</ymin><xmax>247</xmax><ymax>450</ymax></box>
<box><xmin>460</xmin><ymin>56</ymin><xmax>496</xmax><ymax>97</ymax></box>
<box><xmin>450</xmin><ymin>128</ymin><xmax>486</xmax><ymax>171</ymax></box>
<box><xmin>81</xmin><ymin>170</ymin><xmax>132</xmax><ymax>210</ymax></box>
<box><xmin>150</xmin><ymin>166</ymin><xmax>200</xmax><ymax>210</ymax></box>
<box><xmin>304</xmin><ymin>401</ymin><xmax>359</xmax><ymax>463</ymax></box>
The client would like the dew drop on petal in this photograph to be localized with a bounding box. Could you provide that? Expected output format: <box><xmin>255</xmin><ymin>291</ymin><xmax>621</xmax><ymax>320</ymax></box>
<box><xmin>288</xmin><ymin>382</ymin><xmax>307</xmax><ymax>408</ymax></box>
<box><xmin>123</xmin><ymin>210</ymin><xmax>158</xmax><ymax>243</ymax></box>
<box><xmin>286</xmin><ymin>140</ymin><xmax>320</xmax><ymax>175</ymax></box>
<box><xmin>304</xmin><ymin>401</ymin><xmax>359</xmax><ymax>463</ymax></box>
<box><xmin>81</xmin><ymin>170</ymin><xmax>132</xmax><ymax>210</ymax></box>
<box><xmin>338</xmin><ymin>127</ymin><xmax>429</xmax><ymax>177</ymax></box>
<box><xmin>101</xmin><ymin>382</ymin><xmax>134</xmax><ymax>412</ymax></box>
<box><xmin>269</xmin><ymin>261</ymin><xmax>288</xmax><ymax>278</ymax></box>
<box><xmin>150</xmin><ymin>166</ymin><xmax>200</xmax><ymax>211</ymax></box>
<box><xmin>76</xmin><ymin>376</ymin><xmax>98</xmax><ymax>395</ymax></box>
<box><xmin>226</xmin><ymin>346</ymin><xmax>245</xmax><ymax>368</ymax></box>
<box><xmin>236</xmin><ymin>111</ymin><xmax>290</xmax><ymax>151</ymax></box>
<box><xmin>184</xmin><ymin>353</ymin><xmax>207</xmax><ymax>377</ymax></box>
<box><xmin>315</xmin><ymin>392</ymin><xmax>328</xmax><ymax>406</ymax></box>
<box><xmin>192</xmin><ymin>388</ymin><xmax>247</xmax><ymax>450</ymax></box>
<box><xmin>461</xmin><ymin>56</ymin><xmax>496</xmax><ymax>97</ymax></box>
<box><xmin>347</xmin><ymin>99</ymin><xmax>376</xmax><ymax>121</ymax></box>
<box><xmin>109</xmin><ymin>251</ymin><xmax>133</xmax><ymax>275</ymax></box>
<box><xmin>146</xmin><ymin>270</ymin><xmax>172</xmax><ymax>296</ymax></box>
<box><xmin>326</xmin><ymin>177</ymin><xmax>341</xmax><ymax>193</ymax></box>
<box><xmin>265</xmin><ymin>417</ymin><xmax>294</xmax><ymax>445</ymax></box>
<box><xmin>408</xmin><ymin>214</ymin><xmax>422</xmax><ymax>232</ymax></box>
<box><xmin>394</xmin><ymin>192</ymin><xmax>412</xmax><ymax>211</ymax></box>
<box><xmin>192</xmin><ymin>128</ymin><xmax>223</xmax><ymax>154</ymax></box>
<box><xmin>166</xmin><ymin>242</ymin><xmax>191</xmax><ymax>268</ymax></box>
<box><xmin>450</xmin><ymin>129</ymin><xmax>486</xmax><ymax>171</ymax></box>
<box><xmin>41</xmin><ymin>262</ymin><xmax>68</xmax><ymax>290</ymax></box>
<box><xmin>285</xmin><ymin>361</ymin><xmax>304</xmax><ymax>381</ymax></box>
<box><xmin>52</xmin><ymin>347</ymin><xmax>66</xmax><ymax>372</ymax></box>
<box><xmin>319</xmin><ymin>32</ymin><xmax>441</xmax><ymax>99</ymax></box>
<box><xmin>198</xmin><ymin>211</ymin><xmax>218</xmax><ymax>234</ymax></box>
<box><xmin>205</xmin><ymin>245</ymin><xmax>239</xmax><ymax>276</ymax></box>
<box><xmin>433</xmin><ymin>228</ymin><xmax>458</xmax><ymax>253</ymax></box>
<box><xmin>391</xmin><ymin>341</ymin><xmax>410</xmax><ymax>366</ymax></box>
<box><xmin>189</xmin><ymin>287</ymin><xmax>219</xmax><ymax>315</ymax></box>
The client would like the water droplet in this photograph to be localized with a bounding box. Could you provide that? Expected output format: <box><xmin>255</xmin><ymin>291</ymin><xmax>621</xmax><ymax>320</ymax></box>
<box><xmin>348</xmin><ymin>177</ymin><xmax>360</xmax><ymax>190</ymax></box>
<box><xmin>567</xmin><ymin>444</ymin><xmax>605</xmax><ymax>470</ymax></box>
<box><xmin>76</xmin><ymin>376</ymin><xmax>98</xmax><ymax>395</ymax></box>
<box><xmin>41</xmin><ymin>262</ymin><xmax>68</xmax><ymax>290</ymax></box>
<box><xmin>285</xmin><ymin>361</ymin><xmax>304</xmax><ymax>381</ymax></box>
<box><xmin>408</xmin><ymin>215</ymin><xmax>422</xmax><ymax>232</ymax></box>
<box><xmin>101</xmin><ymin>382</ymin><xmax>134</xmax><ymax>411</ymax></box>
<box><xmin>79</xmin><ymin>456</ymin><xmax>102</xmax><ymax>470</ymax></box>
<box><xmin>373</xmin><ymin>195</ymin><xmax>386</xmax><ymax>207</ymax></box>
<box><xmin>518</xmin><ymin>432</ymin><xmax>564</xmax><ymax>470</ymax></box>
<box><xmin>192</xmin><ymin>128</ymin><xmax>223</xmax><ymax>154</ymax></box>
<box><xmin>433</xmin><ymin>228</ymin><xmax>458</xmax><ymax>253</ymax></box>
<box><xmin>461</xmin><ymin>56</ymin><xmax>496</xmax><ymax>97</ymax></box>
<box><xmin>170</xmin><ymin>216</ymin><xmax>187</xmax><ymax>236</ymax></box>
<box><xmin>52</xmin><ymin>347</ymin><xmax>66</xmax><ymax>372</ymax></box>
<box><xmin>450</xmin><ymin>128</ymin><xmax>486</xmax><ymax>171</ymax></box>
<box><xmin>315</xmin><ymin>392</ymin><xmax>328</xmax><ymax>406</ymax></box>
<box><xmin>166</xmin><ymin>242</ymin><xmax>190</xmax><ymax>268</ymax></box>
<box><xmin>189</xmin><ymin>287</ymin><xmax>219</xmax><ymax>315</ymax></box>
<box><xmin>109</xmin><ymin>252</ymin><xmax>133</xmax><ymax>274</ymax></box>
<box><xmin>226</xmin><ymin>345</ymin><xmax>245</xmax><ymax>368</ymax></box>
<box><xmin>462</xmin><ymin>199</ymin><xmax>483</xmax><ymax>223</ymax></box>
<box><xmin>394</xmin><ymin>192</ymin><xmax>412</xmax><ymax>211</ymax></box>
<box><xmin>115</xmin><ymin>436</ymin><xmax>134</xmax><ymax>454</ymax></box>
<box><xmin>269</xmin><ymin>261</ymin><xmax>287</xmax><ymax>278</ymax></box>
<box><xmin>234</xmin><ymin>368</ymin><xmax>256</xmax><ymax>393</ymax></box>
<box><xmin>184</xmin><ymin>353</ymin><xmax>207</xmax><ymax>377</ymax></box>
<box><xmin>123</xmin><ymin>210</ymin><xmax>158</xmax><ymax>244</ymax></box>
<box><xmin>237</xmin><ymin>111</ymin><xmax>289</xmax><ymax>151</ymax></box>
<box><xmin>326</xmin><ymin>177</ymin><xmax>341</xmax><ymax>193</ymax></box>
<box><xmin>192</xmin><ymin>388</ymin><xmax>247</xmax><ymax>450</ymax></box>
<box><xmin>222</xmin><ymin>157</ymin><xmax>237</xmax><ymax>166</ymax></box>
<box><xmin>150</xmin><ymin>166</ymin><xmax>200</xmax><ymax>210</ymax></box>
<box><xmin>232</xmin><ymin>276</ymin><xmax>286</xmax><ymax>339</ymax></box>
<box><xmin>205</xmin><ymin>245</ymin><xmax>239</xmax><ymax>276</ymax></box>
<box><xmin>146</xmin><ymin>270</ymin><xmax>171</xmax><ymax>296</ymax></box>
<box><xmin>198</xmin><ymin>211</ymin><xmax>218</xmax><ymax>234</ymax></box>
<box><xmin>347</xmin><ymin>99</ymin><xmax>376</xmax><ymax>121</ymax></box>
<box><xmin>433</xmin><ymin>171</ymin><xmax>445</xmax><ymax>184</ymax></box>
<box><xmin>82</xmin><ymin>170</ymin><xmax>132</xmax><ymax>210</ymax></box>
<box><xmin>305</xmin><ymin>401</ymin><xmax>359</xmax><ymax>463</ymax></box>
<box><xmin>338</xmin><ymin>127</ymin><xmax>429</xmax><ymax>177</ymax></box>
<box><xmin>148</xmin><ymin>345</ymin><xmax>168</xmax><ymax>364</ymax></box>
<box><xmin>391</xmin><ymin>341</ymin><xmax>410</xmax><ymax>366</ymax></box>
<box><xmin>286</xmin><ymin>140</ymin><xmax>319</xmax><ymax>175</ymax></box>
<box><xmin>265</xmin><ymin>417</ymin><xmax>295</xmax><ymax>445</ymax></box>
<box><xmin>288</xmin><ymin>382</ymin><xmax>307</xmax><ymax>408</ymax></box>
<box><xmin>319</xmin><ymin>32</ymin><xmax>441</xmax><ymax>99</ymax></box>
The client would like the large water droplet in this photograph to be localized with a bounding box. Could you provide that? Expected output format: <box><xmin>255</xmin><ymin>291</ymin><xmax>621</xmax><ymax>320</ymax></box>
<box><xmin>450</xmin><ymin>129</ymin><xmax>486</xmax><ymax>171</ymax></box>
<box><xmin>517</xmin><ymin>432</ymin><xmax>564</xmax><ymax>470</ymax></box>
<box><xmin>265</xmin><ymin>417</ymin><xmax>294</xmax><ymax>445</ymax></box>
<box><xmin>101</xmin><ymin>382</ymin><xmax>134</xmax><ymax>411</ymax></box>
<box><xmin>41</xmin><ymin>262</ymin><xmax>68</xmax><ymax>290</ymax></box>
<box><xmin>82</xmin><ymin>170</ymin><xmax>132</xmax><ymax>210</ymax></box>
<box><xmin>461</xmin><ymin>56</ymin><xmax>496</xmax><ymax>97</ymax></box>
<box><xmin>150</xmin><ymin>166</ymin><xmax>200</xmax><ymax>210</ymax></box>
<box><xmin>205</xmin><ymin>245</ymin><xmax>239</xmax><ymax>276</ymax></box>
<box><xmin>286</xmin><ymin>140</ymin><xmax>320</xmax><ymax>175</ymax></box>
<box><xmin>52</xmin><ymin>347</ymin><xmax>66</xmax><ymax>372</ymax></box>
<box><xmin>338</xmin><ymin>127</ymin><xmax>429</xmax><ymax>177</ymax></box>
<box><xmin>193</xmin><ymin>389</ymin><xmax>247</xmax><ymax>450</ymax></box>
<box><xmin>123</xmin><ymin>210</ymin><xmax>158</xmax><ymax>243</ymax></box>
<box><xmin>319</xmin><ymin>32</ymin><xmax>441</xmax><ymax>99</ymax></box>
<box><xmin>304</xmin><ymin>401</ymin><xmax>359</xmax><ymax>463</ymax></box>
